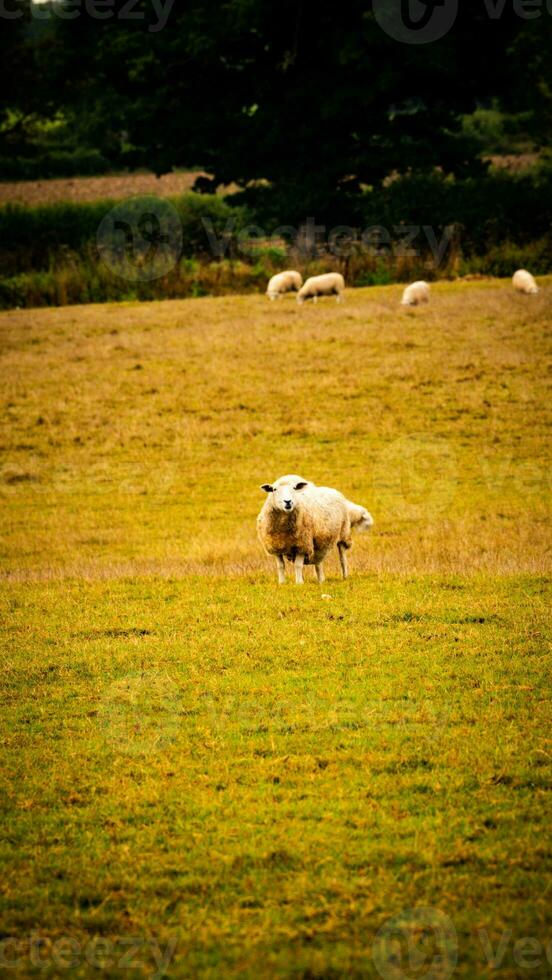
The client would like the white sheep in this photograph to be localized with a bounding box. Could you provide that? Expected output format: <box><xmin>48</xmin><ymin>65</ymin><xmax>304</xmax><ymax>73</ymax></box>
<box><xmin>257</xmin><ymin>474</ymin><xmax>373</xmax><ymax>584</ymax></box>
<box><xmin>266</xmin><ymin>270</ymin><xmax>302</xmax><ymax>300</ymax></box>
<box><xmin>401</xmin><ymin>281</ymin><xmax>430</xmax><ymax>306</ymax></box>
<box><xmin>513</xmin><ymin>269</ymin><xmax>539</xmax><ymax>295</ymax></box>
<box><xmin>297</xmin><ymin>272</ymin><xmax>345</xmax><ymax>304</ymax></box>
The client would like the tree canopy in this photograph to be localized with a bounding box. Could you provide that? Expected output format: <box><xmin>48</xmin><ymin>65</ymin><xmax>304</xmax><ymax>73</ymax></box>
<box><xmin>2</xmin><ymin>0</ymin><xmax>550</xmax><ymax>203</ymax></box>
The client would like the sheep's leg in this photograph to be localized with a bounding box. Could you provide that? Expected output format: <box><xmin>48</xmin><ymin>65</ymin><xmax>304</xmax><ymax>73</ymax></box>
<box><xmin>336</xmin><ymin>292</ymin><xmax>343</xmax><ymax>303</ymax></box>
<box><xmin>313</xmin><ymin>295</ymin><xmax>318</xmax><ymax>304</ymax></box>
<box><xmin>338</xmin><ymin>543</ymin><xmax>349</xmax><ymax>579</ymax></box>
<box><xmin>294</xmin><ymin>554</ymin><xmax>305</xmax><ymax>585</ymax></box>
<box><xmin>276</xmin><ymin>555</ymin><xmax>286</xmax><ymax>584</ymax></box>
<box><xmin>315</xmin><ymin>563</ymin><xmax>325</xmax><ymax>584</ymax></box>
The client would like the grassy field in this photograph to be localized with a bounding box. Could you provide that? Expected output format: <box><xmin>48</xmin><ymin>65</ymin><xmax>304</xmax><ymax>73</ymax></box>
<box><xmin>0</xmin><ymin>172</ymin><xmax>225</xmax><ymax>207</ymax></box>
<box><xmin>1</xmin><ymin>280</ymin><xmax>551</xmax><ymax>977</ymax></box>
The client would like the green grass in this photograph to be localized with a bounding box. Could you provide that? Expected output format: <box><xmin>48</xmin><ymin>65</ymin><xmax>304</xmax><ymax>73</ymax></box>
<box><xmin>0</xmin><ymin>280</ymin><xmax>551</xmax><ymax>977</ymax></box>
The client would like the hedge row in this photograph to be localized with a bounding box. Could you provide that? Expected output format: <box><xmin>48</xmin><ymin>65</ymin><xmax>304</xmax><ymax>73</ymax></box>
<box><xmin>0</xmin><ymin>194</ymin><xmax>246</xmax><ymax>276</ymax></box>
<box><xmin>0</xmin><ymin>149</ymin><xmax>111</xmax><ymax>181</ymax></box>
<box><xmin>0</xmin><ymin>169</ymin><xmax>551</xmax><ymax>283</ymax></box>
<box><xmin>358</xmin><ymin>170</ymin><xmax>552</xmax><ymax>254</ymax></box>
<box><xmin>235</xmin><ymin>168</ymin><xmax>552</xmax><ymax>254</ymax></box>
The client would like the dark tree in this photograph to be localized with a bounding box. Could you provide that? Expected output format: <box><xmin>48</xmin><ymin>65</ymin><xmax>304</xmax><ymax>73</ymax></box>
<box><xmin>4</xmin><ymin>0</ymin><xmax>551</xmax><ymax>210</ymax></box>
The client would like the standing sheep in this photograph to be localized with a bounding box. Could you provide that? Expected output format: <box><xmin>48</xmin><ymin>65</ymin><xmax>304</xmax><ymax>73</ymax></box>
<box><xmin>513</xmin><ymin>269</ymin><xmax>539</xmax><ymax>295</ymax></box>
<box><xmin>297</xmin><ymin>273</ymin><xmax>345</xmax><ymax>304</ymax></box>
<box><xmin>257</xmin><ymin>475</ymin><xmax>373</xmax><ymax>584</ymax></box>
<box><xmin>266</xmin><ymin>271</ymin><xmax>302</xmax><ymax>300</ymax></box>
<box><xmin>401</xmin><ymin>281</ymin><xmax>430</xmax><ymax>306</ymax></box>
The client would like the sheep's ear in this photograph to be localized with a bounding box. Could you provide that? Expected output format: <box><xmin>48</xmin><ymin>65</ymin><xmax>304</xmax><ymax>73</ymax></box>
<box><xmin>260</xmin><ymin>484</ymin><xmax>274</xmax><ymax>493</ymax></box>
<box><xmin>294</xmin><ymin>481</ymin><xmax>308</xmax><ymax>490</ymax></box>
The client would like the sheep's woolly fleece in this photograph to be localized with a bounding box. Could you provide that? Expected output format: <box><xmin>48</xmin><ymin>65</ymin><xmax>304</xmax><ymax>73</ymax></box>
<box><xmin>401</xmin><ymin>281</ymin><xmax>430</xmax><ymax>306</ymax></box>
<box><xmin>266</xmin><ymin>271</ymin><xmax>302</xmax><ymax>299</ymax></box>
<box><xmin>297</xmin><ymin>273</ymin><xmax>345</xmax><ymax>303</ymax></box>
<box><xmin>513</xmin><ymin>269</ymin><xmax>539</xmax><ymax>295</ymax></box>
<box><xmin>257</xmin><ymin>475</ymin><xmax>372</xmax><ymax>569</ymax></box>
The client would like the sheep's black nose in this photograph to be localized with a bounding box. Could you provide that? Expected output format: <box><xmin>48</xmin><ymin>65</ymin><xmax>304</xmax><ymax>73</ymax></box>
<box><xmin>284</xmin><ymin>500</ymin><xmax>292</xmax><ymax>508</ymax></box>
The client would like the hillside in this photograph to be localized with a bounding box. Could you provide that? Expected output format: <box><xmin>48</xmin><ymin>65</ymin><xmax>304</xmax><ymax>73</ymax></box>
<box><xmin>0</xmin><ymin>282</ymin><xmax>550</xmax><ymax>977</ymax></box>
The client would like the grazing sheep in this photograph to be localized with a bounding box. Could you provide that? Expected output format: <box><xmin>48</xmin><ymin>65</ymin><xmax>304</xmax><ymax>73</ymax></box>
<box><xmin>401</xmin><ymin>281</ymin><xmax>430</xmax><ymax>306</ymax></box>
<box><xmin>297</xmin><ymin>273</ymin><xmax>345</xmax><ymax>304</ymax></box>
<box><xmin>257</xmin><ymin>475</ymin><xmax>373</xmax><ymax>584</ymax></box>
<box><xmin>266</xmin><ymin>270</ymin><xmax>302</xmax><ymax>300</ymax></box>
<box><xmin>513</xmin><ymin>269</ymin><xmax>539</xmax><ymax>295</ymax></box>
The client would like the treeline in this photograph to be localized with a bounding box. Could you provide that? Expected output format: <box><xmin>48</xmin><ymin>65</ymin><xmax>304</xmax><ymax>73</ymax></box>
<box><xmin>3</xmin><ymin>2</ymin><xmax>551</xmax><ymax>198</ymax></box>
<box><xmin>1</xmin><ymin>168</ymin><xmax>551</xmax><ymax>308</ymax></box>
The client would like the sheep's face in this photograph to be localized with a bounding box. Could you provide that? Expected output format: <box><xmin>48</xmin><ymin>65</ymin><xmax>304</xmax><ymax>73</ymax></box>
<box><xmin>260</xmin><ymin>476</ymin><xmax>309</xmax><ymax>513</ymax></box>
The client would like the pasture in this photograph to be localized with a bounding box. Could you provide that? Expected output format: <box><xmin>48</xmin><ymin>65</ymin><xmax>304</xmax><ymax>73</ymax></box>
<box><xmin>1</xmin><ymin>280</ymin><xmax>551</xmax><ymax>977</ymax></box>
<box><xmin>0</xmin><ymin>172</ymin><xmax>216</xmax><ymax>207</ymax></box>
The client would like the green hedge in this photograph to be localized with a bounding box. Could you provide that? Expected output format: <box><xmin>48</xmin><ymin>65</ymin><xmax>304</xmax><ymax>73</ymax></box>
<box><xmin>2</xmin><ymin>169</ymin><xmax>551</xmax><ymax>278</ymax></box>
<box><xmin>0</xmin><ymin>149</ymin><xmax>111</xmax><ymax>181</ymax></box>
<box><xmin>358</xmin><ymin>170</ymin><xmax>552</xmax><ymax>254</ymax></box>
<box><xmin>235</xmin><ymin>168</ymin><xmax>552</xmax><ymax>255</ymax></box>
<box><xmin>0</xmin><ymin>193</ymin><xmax>247</xmax><ymax>276</ymax></box>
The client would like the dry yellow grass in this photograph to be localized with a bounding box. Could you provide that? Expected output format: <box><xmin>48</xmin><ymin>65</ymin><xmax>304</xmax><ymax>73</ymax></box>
<box><xmin>0</xmin><ymin>278</ymin><xmax>550</xmax><ymax>582</ymax></box>
<box><xmin>0</xmin><ymin>171</ymin><xmax>237</xmax><ymax>206</ymax></box>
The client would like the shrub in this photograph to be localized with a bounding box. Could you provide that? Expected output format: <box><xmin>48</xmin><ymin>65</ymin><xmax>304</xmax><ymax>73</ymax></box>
<box><xmin>358</xmin><ymin>170</ymin><xmax>552</xmax><ymax>255</ymax></box>
<box><xmin>458</xmin><ymin>238</ymin><xmax>552</xmax><ymax>278</ymax></box>
<box><xmin>0</xmin><ymin>193</ymin><xmax>248</xmax><ymax>277</ymax></box>
<box><xmin>0</xmin><ymin>149</ymin><xmax>111</xmax><ymax>180</ymax></box>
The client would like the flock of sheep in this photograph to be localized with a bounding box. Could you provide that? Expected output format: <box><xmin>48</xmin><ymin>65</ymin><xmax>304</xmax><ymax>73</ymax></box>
<box><xmin>259</xmin><ymin>267</ymin><xmax>541</xmax><ymax>584</ymax></box>
<box><xmin>266</xmin><ymin>267</ymin><xmax>540</xmax><ymax>305</ymax></box>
